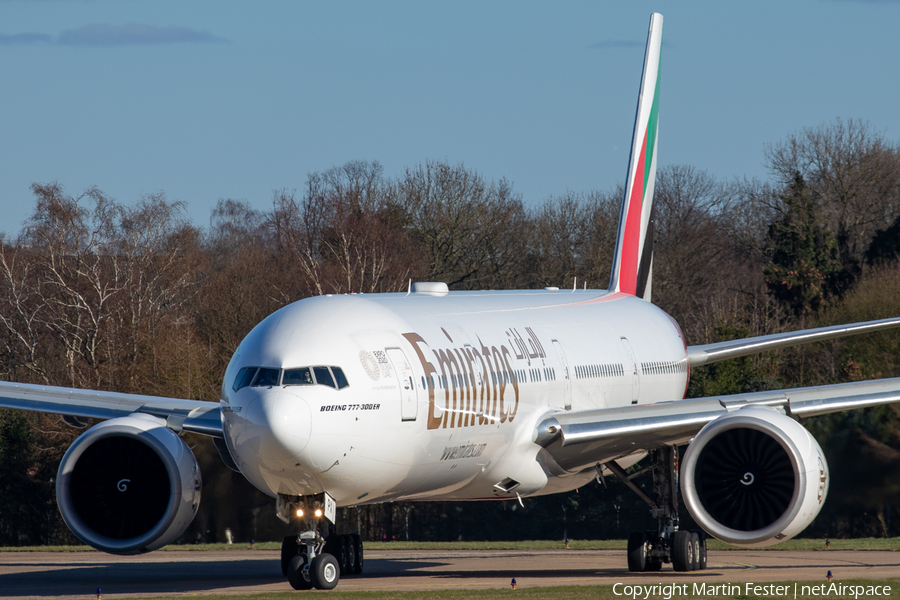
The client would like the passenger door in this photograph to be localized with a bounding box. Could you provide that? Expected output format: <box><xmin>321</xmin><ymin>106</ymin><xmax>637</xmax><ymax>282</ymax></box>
<box><xmin>620</xmin><ymin>337</ymin><xmax>640</xmax><ymax>404</ymax></box>
<box><xmin>552</xmin><ymin>339</ymin><xmax>572</xmax><ymax>410</ymax></box>
<box><xmin>386</xmin><ymin>347</ymin><xmax>418</xmax><ymax>421</ymax></box>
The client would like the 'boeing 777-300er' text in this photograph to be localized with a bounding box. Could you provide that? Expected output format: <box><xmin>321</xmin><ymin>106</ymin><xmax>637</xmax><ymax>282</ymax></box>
<box><xmin>1</xmin><ymin>13</ymin><xmax>899</xmax><ymax>591</ymax></box>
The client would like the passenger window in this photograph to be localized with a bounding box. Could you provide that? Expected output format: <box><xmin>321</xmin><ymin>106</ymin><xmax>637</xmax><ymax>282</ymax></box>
<box><xmin>283</xmin><ymin>367</ymin><xmax>314</xmax><ymax>386</ymax></box>
<box><xmin>313</xmin><ymin>366</ymin><xmax>336</xmax><ymax>388</ymax></box>
<box><xmin>233</xmin><ymin>367</ymin><xmax>257</xmax><ymax>392</ymax></box>
<box><xmin>331</xmin><ymin>367</ymin><xmax>349</xmax><ymax>389</ymax></box>
<box><xmin>252</xmin><ymin>368</ymin><xmax>281</xmax><ymax>387</ymax></box>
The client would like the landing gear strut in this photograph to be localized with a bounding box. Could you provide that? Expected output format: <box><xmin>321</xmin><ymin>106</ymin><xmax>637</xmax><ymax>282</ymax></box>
<box><xmin>277</xmin><ymin>493</ymin><xmax>362</xmax><ymax>590</ymax></box>
<box><xmin>605</xmin><ymin>446</ymin><xmax>707</xmax><ymax>572</ymax></box>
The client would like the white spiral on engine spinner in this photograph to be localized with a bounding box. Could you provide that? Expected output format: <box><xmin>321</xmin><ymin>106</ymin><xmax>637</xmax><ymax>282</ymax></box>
<box><xmin>740</xmin><ymin>472</ymin><xmax>754</xmax><ymax>486</ymax></box>
<box><xmin>117</xmin><ymin>478</ymin><xmax>131</xmax><ymax>492</ymax></box>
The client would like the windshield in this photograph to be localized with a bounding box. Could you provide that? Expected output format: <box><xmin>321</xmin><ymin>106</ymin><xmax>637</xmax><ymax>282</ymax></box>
<box><xmin>283</xmin><ymin>367</ymin><xmax>314</xmax><ymax>385</ymax></box>
<box><xmin>233</xmin><ymin>365</ymin><xmax>350</xmax><ymax>391</ymax></box>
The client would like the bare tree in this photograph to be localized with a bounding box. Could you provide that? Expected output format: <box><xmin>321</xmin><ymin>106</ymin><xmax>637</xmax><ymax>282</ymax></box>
<box><xmin>0</xmin><ymin>241</ymin><xmax>49</xmax><ymax>383</ymax></box>
<box><xmin>113</xmin><ymin>193</ymin><xmax>204</xmax><ymax>397</ymax></box>
<box><xmin>652</xmin><ymin>165</ymin><xmax>730</xmax><ymax>320</ymax></box>
<box><xmin>392</xmin><ymin>160</ymin><xmax>527</xmax><ymax>289</ymax></box>
<box><xmin>525</xmin><ymin>189</ymin><xmax>619</xmax><ymax>290</ymax></box>
<box><xmin>0</xmin><ymin>184</ymin><xmax>203</xmax><ymax>394</ymax></box>
<box><xmin>268</xmin><ymin>161</ymin><xmax>423</xmax><ymax>296</ymax></box>
<box><xmin>16</xmin><ymin>184</ymin><xmax>125</xmax><ymax>388</ymax></box>
<box><xmin>765</xmin><ymin>118</ymin><xmax>900</xmax><ymax>278</ymax></box>
<box><xmin>719</xmin><ymin>177</ymin><xmax>781</xmax><ymax>263</ymax></box>
<box><xmin>208</xmin><ymin>198</ymin><xmax>266</xmax><ymax>256</ymax></box>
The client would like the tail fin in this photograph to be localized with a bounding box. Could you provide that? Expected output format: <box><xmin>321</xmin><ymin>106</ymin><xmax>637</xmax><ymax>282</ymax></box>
<box><xmin>609</xmin><ymin>13</ymin><xmax>663</xmax><ymax>301</ymax></box>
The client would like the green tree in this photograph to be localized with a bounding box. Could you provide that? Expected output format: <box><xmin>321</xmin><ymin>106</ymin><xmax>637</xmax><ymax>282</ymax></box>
<box><xmin>0</xmin><ymin>411</ymin><xmax>55</xmax><ymax>545</ymax></box>
<box><xmin>865</xmin><ymin>215</ymin><xmax>900</xmax><ymax>266</ymax></box>
<box><xmin>798</xmin><ymin>264</ymin><xmax>900</xmax><ymax>537</ymax></box>
<box><xmin>765</xmin><ymin>118</ymin><xmax>900</xmax><ymax>281</ymax></box>
<box><xmin>687</xmin><ymin>325</ymin><xmax>777</xmax><ymax>398</ymax></box>
<box><xmin>764</xmin><ymin>173</ymin><xmax>844</xmax><ymax>316</ymax></box>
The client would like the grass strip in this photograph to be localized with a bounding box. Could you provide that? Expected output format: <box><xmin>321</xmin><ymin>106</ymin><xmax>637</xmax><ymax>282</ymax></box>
<box><xmin>99</xmin><ymin>578</ymin><xmax>900</xmax><ymax>600</ymax></box>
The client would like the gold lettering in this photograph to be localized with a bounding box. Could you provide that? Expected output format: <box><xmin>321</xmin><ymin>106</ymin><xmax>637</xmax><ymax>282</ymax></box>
<box><xmin>469</xmin><ymin>345</ymin><xmax>490</xmax><ymax>425</ymax></box>
<box><xmin>454</xmin><ymin>348</ymin><xmax>473</xmax><ymax>427</ymax></box>
<box><xmin>406</xmin><ymin>329</ymin><xmax>524</xmax><ymax>430</ymax></box>
<box><xmin>435</xmin><ymin>348</ymin><xmax>461</xmax><ymax>428</ymax></box>
<box><xmin>502</xmin><ymin>345</ymin><xmax>519</xmax><ymax>422</ymax></box>
<box><xmin>402</xmin><ymin>333</ymin><xmax>442</xmax><ymax>430</ymax></box>
<box><xmin>492</xmin><ymin>346</ymin><xmax>507</xmax><ymax>423</ymax></box>
<box><xmin>479</xmin><ymin>337</ymin><xmax>497</xmax><ymax>422</ymax></box>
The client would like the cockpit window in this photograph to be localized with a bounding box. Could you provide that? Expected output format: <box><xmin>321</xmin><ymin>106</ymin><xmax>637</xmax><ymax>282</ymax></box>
<box><xmin>235</xmin><ymin>365</ymin><xmax>349</xmax><ymax>391</ymax></box>
<box><xmin>283</xmin><ymin>367</ymin><xmax>314</xmax><ymax>386</ymax></box>
<box><xmin>252</xmin><ymin>368</ymin><xmax>281</xmax><ymax>387</ymax></box>
<box><xmin>331</xmin><ymin>367</ymin><xmax>349</xmax><ymax>389</ymax></box>
<box><xmin>232</xmin><ymin>367</ymin><xmax>257</xmax><ymax>392</ymax></box>
<box><xmin>313</xmin><ymin>366</ymin><xmax>336</xmax><ymax>388</ymax></box>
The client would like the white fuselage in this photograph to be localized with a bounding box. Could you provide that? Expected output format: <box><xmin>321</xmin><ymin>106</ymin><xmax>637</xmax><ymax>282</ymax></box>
<box><xmin>220</xmin><ymin>288</ymin><xmax>689</xmax><ymax>506</ymax></box>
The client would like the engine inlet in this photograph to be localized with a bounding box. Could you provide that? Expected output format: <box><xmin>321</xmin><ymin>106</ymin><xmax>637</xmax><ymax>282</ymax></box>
<box><xmin>694</xmin><ymin>428</ymin><xmax>794</xmax><ymax>531</ymax></box>
<box><xmin>69</xmin><ymin>436</ymin><xmax>172</xmax><ymax>540</ymax></box>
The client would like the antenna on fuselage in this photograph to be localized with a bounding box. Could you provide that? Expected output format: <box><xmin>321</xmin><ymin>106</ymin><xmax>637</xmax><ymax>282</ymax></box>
<box><xmin>407</xmin><ymin>279</ymin><xmax>412</xmax><ymax>296</ymax></box>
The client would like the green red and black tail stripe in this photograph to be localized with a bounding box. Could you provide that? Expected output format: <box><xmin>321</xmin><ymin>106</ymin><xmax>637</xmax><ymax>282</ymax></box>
<box><xmin>609</xmin><ymin>13</ymin><xmax>662</xmax><ymax>301</ymax></box>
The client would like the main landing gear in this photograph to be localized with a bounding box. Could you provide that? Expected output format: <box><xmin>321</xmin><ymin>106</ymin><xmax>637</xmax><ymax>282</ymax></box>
<box><xmin>604</xmin><ymin>446</ymin><xmax>707</xmax><ymax>572</ymax></box>
<box><xmin>277</xmin><ymin>493</ymin><xmax>364</xmax><ymax>590</ymax></box>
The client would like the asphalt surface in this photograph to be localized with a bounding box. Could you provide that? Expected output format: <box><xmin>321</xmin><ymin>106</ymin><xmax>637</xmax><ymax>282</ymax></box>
<box><xmin>0</xmin><ymin>548</ymin><xmax>897</xmax><ymax>598</ymax></box>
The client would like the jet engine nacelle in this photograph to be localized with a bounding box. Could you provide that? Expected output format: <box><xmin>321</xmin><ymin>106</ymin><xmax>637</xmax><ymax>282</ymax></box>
<box><xmin>681</xmin><ymin>406</ymin><xmax>828</xmax><ymax>547</ymax></box>
<box><xmin>56</xmin><ymin>414</ymin><xmax>201</xmax><ymax>555</ymax></box>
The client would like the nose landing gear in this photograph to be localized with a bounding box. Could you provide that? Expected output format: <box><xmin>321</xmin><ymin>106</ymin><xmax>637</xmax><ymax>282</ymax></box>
<box><xmin>277</xmin><ymin>492</ymin><xmax>359</xmax><ymax>590</ymax></box>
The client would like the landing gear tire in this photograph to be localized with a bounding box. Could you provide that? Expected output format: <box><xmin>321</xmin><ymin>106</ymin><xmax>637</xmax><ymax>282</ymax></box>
<box><xmin>698</xmin><ymin>533</ymin><xmax>708</xmax><ymax>570</ymax></box>
<box><xmin>325</xmin><ymin>534</ymin><xmax>348</xmax><ymax>574</ymax></box>
<box><xmin>644</xmin><ymin>530</ymin><xmax>662</xmax><ymax>571</ymax></box>
<box><xmin>281</xmin><ymin>535</ymin><xmax>299</xmax><ymax>577</ymax></box>
<box><xmin>627</xmin><ymin>531</ymin><xmax>648</xmax><ymax>572</ymax></box>
<box><xmin>672</xmin><ymin>530</ymin><xmax>694</xmax><ymax>572</ymax></box>
<box><xmin>311</xmin><ymin>553</ymin><xmax>340</xmax><ymax>590</ymax></box>
<box><xmin>287</xmin><ymin>554</ymin><xmax>313</xmax><ymax>590</ymax></box>
<box><xmin>351</xmin><ymin>533</ymin><xmax>364</xmax><ymax>574</ymax></box>
<box><xmin>338</xmin><ymin>538</ymin><xmax>349</xmax><ymax>574</ymax></box>
<box><xmin>689</xmin><ymin>532</ymin><xmax>700</xmax><ymax>571</ymax></box>
<box><xmin>344</xmin><ymin>535</ymin><xmax>356</xmax><ymax>575</ymax></box>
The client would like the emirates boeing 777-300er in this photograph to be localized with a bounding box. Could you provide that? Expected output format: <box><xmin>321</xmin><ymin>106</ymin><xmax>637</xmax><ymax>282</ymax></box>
<box><xmin>1</xmin><ymin>13</ymin><xmax>899</xmax><ymax>591</ymax></box>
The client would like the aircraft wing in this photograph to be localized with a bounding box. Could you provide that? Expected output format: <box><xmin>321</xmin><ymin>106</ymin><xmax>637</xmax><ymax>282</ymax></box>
<box><xmin>535</xmin><ymin>377</ymin><xmax>900</xmax><ymax>474</ymax></box>
<box><xmin>0</xmin><ymin>381</ymin><xmax>222</xmax><ymax>437</ymax></box>
<box><xmin>687</xmin><ymin>316</ymin><xmax>900</xmax><ymax>367</ymax></box>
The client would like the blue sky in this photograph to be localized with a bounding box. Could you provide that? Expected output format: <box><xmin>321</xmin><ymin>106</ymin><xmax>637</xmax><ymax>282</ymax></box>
<box><xmin>2</xmin><ymin>0</ymin><xmax>899</xmax><ymax>236</ymax></box>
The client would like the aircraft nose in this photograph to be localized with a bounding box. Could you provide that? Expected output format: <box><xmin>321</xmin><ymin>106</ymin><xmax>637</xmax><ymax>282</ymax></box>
<box><xmin>243</xmin><ymin>389</ymin><xmax>312</xmax><ymax>460</ymax></box>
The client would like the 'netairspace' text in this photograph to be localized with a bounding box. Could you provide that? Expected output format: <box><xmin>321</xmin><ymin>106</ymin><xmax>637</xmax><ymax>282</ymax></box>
<box><xmin>612</xmin><ymin>583</ymin><xmax>892</xmax><ymax>600</ymax></box>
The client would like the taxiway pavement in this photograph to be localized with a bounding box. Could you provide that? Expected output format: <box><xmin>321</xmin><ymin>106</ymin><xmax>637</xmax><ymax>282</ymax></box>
<box><xmin>0</xmin><ymin>548</ymin><xmax>897</xmax><ymax>598</ymax></box>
